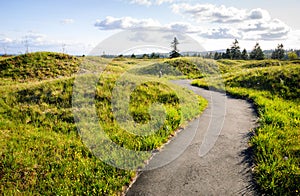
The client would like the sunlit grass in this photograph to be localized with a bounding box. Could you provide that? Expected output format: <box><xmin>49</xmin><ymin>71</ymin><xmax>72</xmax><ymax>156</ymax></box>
<box><xmin>0</xmin><ymin>53</ymin><xmax>207</xmax><ymax>194</ymax></box>
<box><xmin>192</xmin><ymin>59</ymin><xmax>300</xmax><ymax>195</ymax></box>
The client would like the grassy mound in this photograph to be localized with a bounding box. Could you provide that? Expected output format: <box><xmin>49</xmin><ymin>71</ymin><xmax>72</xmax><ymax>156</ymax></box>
<box><xmin>164</xmin><ymin>58</ymin><xmax>203</xmax><ymax>78</ymax></box>
<box><xmin>226</xmin><ymin>65</ymin><xmax>300</xmax><ymax>100</ymax></box>
<box><xmin>132</xmin><ymin>57</ymin><xmax>220</xmax><ymax>79</ymax></box>
<box><xmin>192</xmin><ymin>59</ymin><xmax>300</xmax><ymax>195</ymax></box>
<box><xmin>130</xmin><ymin>62</ymin><xmax>183</xmax><ymax>77</ymax></box>
<box><xmin>0</xmin><ymin>52</ymin><xmax>80</xmax><ymax>82</ymax></box>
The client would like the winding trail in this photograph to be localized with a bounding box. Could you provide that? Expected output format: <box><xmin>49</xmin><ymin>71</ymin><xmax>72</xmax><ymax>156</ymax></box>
<box><xmin>126</xmin><ymin>80</ymin><xmax>258</xmax><ymax>196</ymax></box>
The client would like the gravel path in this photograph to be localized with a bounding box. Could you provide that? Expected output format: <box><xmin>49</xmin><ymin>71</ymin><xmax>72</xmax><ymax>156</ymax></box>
<box><xmin>126</xmin><ymin>80</ymin><xmax>258</xmax><ymax>196</ymax></box>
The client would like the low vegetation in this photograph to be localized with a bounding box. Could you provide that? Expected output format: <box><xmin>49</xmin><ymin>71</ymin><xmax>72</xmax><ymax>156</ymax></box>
<box><xmin>192</xmin><ymin>59</ymin><xmax>300</xmax><ymax>195</ymax></box>
<box><xmin>0</xmin><ymin>52</ymin><xmax>80</xmax><ymax>82</ymax></box>
<box><xmin>0</xmin><ymin>53</ymin><xmax>207</xmax><ymax>194</ymax></box>
<box><xmin>131</xmin><ymin>57</ymin><xmax>219</xmax><ymax>79</ymax></box>
<box><xmin>2</xmin><ymin>52</ymin><xmax>298</xmax><ymax>194</ymax></box>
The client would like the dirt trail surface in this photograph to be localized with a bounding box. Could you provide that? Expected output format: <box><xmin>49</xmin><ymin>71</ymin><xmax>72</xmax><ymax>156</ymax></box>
<box><xmin>126</xmin><ymin>80</ymin><xmax>258</xmax><ymax>196</ymax></box>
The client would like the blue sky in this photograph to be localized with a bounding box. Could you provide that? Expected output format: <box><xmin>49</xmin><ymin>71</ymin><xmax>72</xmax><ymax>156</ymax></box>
<box><xmin>1</xmin><ymin>0</ymin><xmax>299</xmax><ymax>54</ymax></box>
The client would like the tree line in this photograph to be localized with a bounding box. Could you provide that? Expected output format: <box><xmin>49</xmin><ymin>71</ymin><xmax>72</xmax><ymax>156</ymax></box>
<box><xmin>211</xmin><ymin>39</ymin><xmax>299</xmax><ymax>60</ymax></box>
<box><xmin>108</xmin><ymin>38</ymin><xmax>299</xmax><ymax>60</ymax></box>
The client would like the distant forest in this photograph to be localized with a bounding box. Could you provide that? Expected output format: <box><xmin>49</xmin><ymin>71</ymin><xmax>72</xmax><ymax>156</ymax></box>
<box><xmin>109</xmin><ymin>39</ymin><xmax>300</xmax><ymax>60</ymax></box>
<box><xmin>204</xmin><ymin>39</ymin><xmax>300</xmax><ymax>60</ymax></box>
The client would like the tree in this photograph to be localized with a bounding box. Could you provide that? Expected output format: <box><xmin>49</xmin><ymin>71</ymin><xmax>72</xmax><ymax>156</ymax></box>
<box><xmin>230</xmin><ymin>39</ymin><xmax>241</xmax><ymax>59</ymax></box>
<box><xmin>205</xmin><ymin>52</ymin><xmax>213</xmax><ymax>59</ymax></box>
<box><xmin>131</xmin><ymin>53</ymin><xmax>136</xmax><ymax>58</ymax></box>
<box><xmin>171</xmin><ymin>37</ymin><xmax>179</xmax><ymax>51</ymax></box>
<box><xmin>224</xmin><ymin>48</ymin><xmax>231</xmax><ymax>59</ymax></box>
<box><xmin>150</xmin><ymin>52</ymin><xmax>159</xmax><ymax>59</ymax></box>
<box><xmin>288</xmin><ymin>51</ymin><xmax>298</xmax><ymax>60</ymax></box>
<box><xmin>170</xmin><ymin>50</ymin><xmax>181</xmax><ymax>58</ymax></box>
<box><xmin>170</xmin><ymin>37</ymin><xmax>181</xmax><ymax>58</ymax></box>
<box><xmin>221</xmin><ymin>52</ymin><xmax>227</xmax><ymax>59</ymax></box>
<box><xmin>271</xmin><ymin>44</ymin><xmax>285</xmax><ymax>60</ymax></box>
<box><xmin>241</xmin><ymin>48</ymin><xmax>248</xmax><ymax>60</ymax></box>
<box><xmin>295</xmin><ymin>50</ymin><xmax>300</xmax><ymax>58</ymax></box>
<box><xmin>214</xmin><ymin>52</ymin><xmax>221</xmax><ymax>60</ymax></box>
<box><xmin>142</xmin><ymin>54</ymin><xmax>149</xmax><ymax>59</ymax></box>
<box><xmin>250</xmin><ymin>43</ymin><xmax>264</xmax><ymax>60</ymax></box>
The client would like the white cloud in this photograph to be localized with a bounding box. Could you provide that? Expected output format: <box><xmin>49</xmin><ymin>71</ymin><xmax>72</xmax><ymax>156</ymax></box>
<box><xmin>172</xmin><ymin>4</ymin><xmax>242</xmax><ymax>23</ymax></box>
<box><xmin>155</xmin><ymin>0</ymin><xmax>174</xmax><ymax>5</ymax></box>
<box><xmin>95</xmin><ymin>16</ymin><xmax>161</xmax><ymax>30</ymax></box>
<box><xmin>0</xmin><ymin>32</ymin><xmax>91</xmax><ymax>55</ymax></box>
<box><xmin>171</xmin><ymin>3</ymin><xmax>273</xmax><ymax>23</ymax></box>
<box><xmin>240</xmin><ymin>19</ymin><xmax>290</xmax><ymax>40</ymax></box>
<box><xmin>248</xmin><ymin>8</ymin><xmax>271</xmax><ymax>21</ymax></box>
<box><xmin>171</xmin><ymin>3</ymin><xmax>291</xmax><ymax>40</ymax></box>
<box><xmin>129</xmin><ymin>0</ymin><xmax>174</xmax><ymax>6</ymax></box>
<box><xmin>60</xmin><ymin>19</ymin><xmax>75</xmax><ymax>24</ymax></box>
<box><xmin>94</xmin><ymin>15</ymin><xmax>290</xmax><ymax>40</ymax></box>
<box><xmin>285</xmin><ymin>30</ymin><xmax>300</xmax><ymax>49</ymax></box>
<box><xmin>22</xmin><ymin>33</ymin><xmax>47</xmax><ymax>45</ymax></box>
<box><xmin>95</xmin><ymin>16</ymin><xmax>204</xmax><ymax>35</ymax></box>
<box><xmin>199</xmin><ymin>28</ymin><xmax>242</xmax><ymax>39</ymax></box>
<box><xmin>0</xmin><ymin>33</ymin><xmax>51</xmax><ymax>54</ymax></box>
<box><xmin>130</xmin><ymin>0</ymin><xmax>152</xmax><ymax>6</ymax></box>
<box><xmin>168</xmin><ymin>22</ymin><xmax>203</xmax><ymax>33</ymax></box>
<box><xmin>0</xmin><ymin>37</ymin><xmax>13</xmax><ymax>44</ymax></box>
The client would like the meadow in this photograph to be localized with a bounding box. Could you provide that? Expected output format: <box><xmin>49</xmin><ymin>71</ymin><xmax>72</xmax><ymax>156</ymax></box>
<box><xmin>0</xmin><ymin>52</ymin><xmax>207</xmax><ymax>194</ymax></box>
<box><xmin>1</xmin><ymin>52</ymin><xmax>299</xmax><ymax>195</ymax></box>
<box><xmin>192</xmin><ymin>59</ymin><xmax>300</xmax><ymax>195</ymax></box>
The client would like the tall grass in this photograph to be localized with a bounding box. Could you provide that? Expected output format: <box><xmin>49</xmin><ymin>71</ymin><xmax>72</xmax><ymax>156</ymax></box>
<box><xmin>192</xmin><ymin>59</ymin><xmax>300</xmax><ymax>195</ymax></box>
<box><xmin>0</xmin><ymin>53</ymin><xmax>207</xmax><ymax>194</ymax></box>
<box><xmin>0</xmin><ymin>52</ymin><xmax>80</xmax><ymax>82</ymax></box>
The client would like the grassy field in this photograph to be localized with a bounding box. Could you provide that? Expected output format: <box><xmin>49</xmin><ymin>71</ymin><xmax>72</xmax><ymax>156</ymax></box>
<box><xmin>192</xmin><ymin>59</ymin><xmax>300</xmax><ymax>195</ymax></box>
<box><xmin>2</xmin><ymin>53</ymin><xmax>298</xmax><ymax>194</ymax></box>
<box><xmin>0</xmin><ymin>52</ymin><xmax>80</xmax><ymax>82</ymax></box>
<box><xmin>0</xmin><ymin>53</ymin><xmax>207</xmax><ymax>194</ymax></box>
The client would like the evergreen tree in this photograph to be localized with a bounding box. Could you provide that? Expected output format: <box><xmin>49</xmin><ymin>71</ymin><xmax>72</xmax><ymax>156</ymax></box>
<box><xmin>205</xmin><ymin>52</ymin><xmax>213</xmax><ymax>59</ymax></box>
<box><xmin>170</xmin><ymin>37</ymin><xmax>181</xmax><ymax>58</ymax></box>
<box><xmin>230</xmin><ymin>39</ymin><xmax>241</xmax><ymax>59</ymax></box>
<box><xmin>150</xmin><ymin>52</ymin><xmax>159</xmax><ymax>59</ymax></box>
<box><xmin>224</xmin><ymin>48</ymin><xmax>231</xmax><ymax>59</ymax></box>
<box><xmin>271</xmin><ymin>44</ymin><xmax>285</xmax><ymax>60</ymax></box>
<box><xmin>250</xmin><ymin>43</ymin><xmax>264</xmax><ymax>60</ymax></box>
<box><xmin>241</xmin><ymin>49</ymin><xmax>248</xmax><ymax>60</ymax></box>
<box><xmin>214</xmin><ymin>52</ymin><xmax>221</xmax><ymax>60</ymax></box>
<box><xmin>170</xmin><ymin>50</ymin><xmax>181</xmax><ymax>58</ymax></box>
<box><xmin>142</xmin><ymin>54</ymin><xmax>149</xmax><ymax>59</ymax></box>
<box><xmin>221</xmin><ymin>52</ymin><xmax>227</xmax><ymax>59</ymax></box>
<box><xmin>131</xmin><ymin>53</ymin><xmax>136</xmax><ymax>58</ymax></box>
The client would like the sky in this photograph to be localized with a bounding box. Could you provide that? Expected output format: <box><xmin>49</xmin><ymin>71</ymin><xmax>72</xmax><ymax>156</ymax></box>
<box><xmin>1</xmin><ymin>0</ymin><xmax>300</xmax><ymax>55</ymax></box>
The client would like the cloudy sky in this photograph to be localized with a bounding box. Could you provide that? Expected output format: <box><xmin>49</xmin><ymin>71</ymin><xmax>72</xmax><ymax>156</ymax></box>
<box><xmin>1</xmin><ymin>0</ymin><xmax>300</xmax><ymax>55</ymax></box>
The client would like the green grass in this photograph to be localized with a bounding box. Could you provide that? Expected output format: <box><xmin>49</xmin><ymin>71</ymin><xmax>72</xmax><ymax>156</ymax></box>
<box><xmin>0</xmin><ymin>56</ymin><xmax>14</xmax><ymax>61</ymax></box>
<box><xmin>0</xmin><ymin>53</ymin><xmax>207</xmax><ymax>195</ymax></box>
<box><xmin>129</xmin><ymin>57</ymin><xmax>221</xmax><ymax>80</ymax></box>
<box><xmin>192</xmin><ymin>59</ymin><xmax>300</xmax><ymax>195</ymax></box>
<box><xmin>0</xmin><ymin>52</ymin><xmax>81</xmax><ymax>82</ymax></box>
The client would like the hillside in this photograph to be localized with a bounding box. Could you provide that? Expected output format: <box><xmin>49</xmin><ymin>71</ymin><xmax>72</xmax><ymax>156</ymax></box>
<box><xmin>1</xmin><ymin>53</ymin><xmax>299</xmax><ymax>194</ymax></box>
<box><xmin>0</xmin><ymin>52</ymin><xmax>80</xmax><ymax>82</ymax></box>
<box><xmin>0</xmin><ymin>53</ymin><xmax>207</xmax><ymax>195</ymax></box>
<box><xmin>131</xmin><ymin>57</ymin><xmax>220</xmax><ymax>79</ymax></box>
<box><xmin>192</xmin><ymin>59</ymin><xmax>300</xmax><ymax>195</ymax></box>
